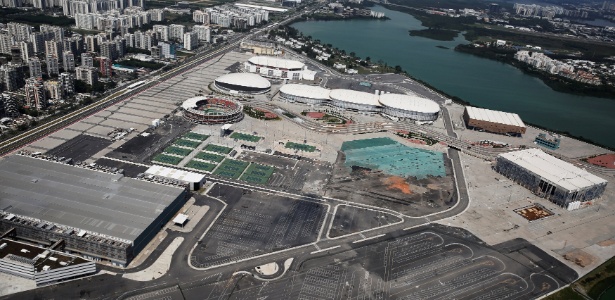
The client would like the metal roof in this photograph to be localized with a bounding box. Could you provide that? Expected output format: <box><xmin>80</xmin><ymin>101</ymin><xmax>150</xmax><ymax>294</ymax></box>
<box><xmin>181</xmin><ymin>96</ymin><xmax>206</xmax><ymax>110</ymax></box>
<box><xmin>0</xmin><ymin>155</ymin><xmax>185</xmax><ymax>243</ymax></box>
<box><xmin>215</xmin><ymin>73</ymin><xmax>271</xmax><ymax>89</ymax></box>
<box><xmin>247</xmin><ymin>56</ymin><xmax>305</xmax><ymax>69</ymax></box>
<box><xmin>279</xmin><ymin>84</ymin><xmax>330</xmax><ymax>100</ymax></box>
<box><xmin>498</xmin><ymin>149</ymin><xmax>607</xmax><ymax>191</ymax></box>
<box><xmin>146</xmin><ymin>165</ymin><xmax>205</xmax><ymax>183</ymax></box>
<box><xmin>379</xmin><ymin>94</ymin><xmax>440</xmax><ymax>114</ymax></box>
<box><xmin>329</xmin><ymin>89</ymin><xmax>381</xmax><ymax>106</ymax></box>
<box><xmin>465</xmin><ymin>106</ymin><xmax>525</xmax><ymax>128</ymax></box>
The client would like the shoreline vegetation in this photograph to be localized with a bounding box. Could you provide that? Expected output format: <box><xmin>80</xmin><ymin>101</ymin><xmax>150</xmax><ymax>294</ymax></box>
<box><xmin>454</xmin><ymin>44</ymin><xmax>615</xmax><ymax>100</ymax></box>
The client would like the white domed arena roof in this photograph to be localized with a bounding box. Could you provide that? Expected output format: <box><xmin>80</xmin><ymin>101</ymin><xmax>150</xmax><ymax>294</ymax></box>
<box><xmin>378</xmin><ymin>93</ymin><xmax>440</xmax><ymax>114</ymax></box>
<box><xmin>329</xmin><ymin>89</ymin><xmax>381</xmax><ymax>107</ymax></box>
<box><xmin>279</xmin><ymin>84</ymin><xmax>330</xmax><ymax>100</ymax></box>
<box><xmin>248</xmin><ymin>56</ymin><xmax>305</xmax><ymax>69</ymax></box>
<box><xmin>215</xmin><ymin>73</ymin><xmax>271</xmax><ymax>90</ymax></box>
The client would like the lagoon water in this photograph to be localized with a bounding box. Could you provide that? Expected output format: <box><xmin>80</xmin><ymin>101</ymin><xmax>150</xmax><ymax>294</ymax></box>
<box><xmin>292</xmin><ymin>6</ymin><xmax>615</xmax><ymax>149</ymax></box>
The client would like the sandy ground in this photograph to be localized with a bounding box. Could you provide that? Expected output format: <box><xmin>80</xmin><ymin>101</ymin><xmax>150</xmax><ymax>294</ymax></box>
<box><xmin>439</xmin><ymin>153</ymin><xmax>615</xmax><ymax>276</ymax></box>
<box><xmin>123</xmin><ymin>237</ymin><xmax>184</xmax><ymax>281</ymax></box>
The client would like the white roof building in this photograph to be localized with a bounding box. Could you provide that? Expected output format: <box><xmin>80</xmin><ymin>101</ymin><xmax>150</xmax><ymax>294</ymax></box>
<box><xmin>329</xmin><ymin>89</ymin><xmax>380</xmax><ymax>107</ymax></box>
<box><xmin>214</xmin><ymin>73</ymin><xmax>271</xmax><ymax>93</ymax></box>
<box><xmin>465</xmin><ymin>106</ymin><xmax>525</xmax><ymax>128</ymax></box>
<box><xmin>379</xmin><ymin>94</ymin><xmax>440</xmax><ymax>115</ymax></box>
<box><xmin>277</xmin><ymin>84</ymin><xmax>439</xmax><ymax>120</ymax></box>
<box><xmin>498</xmin><ymin>149</ymin><xmax>607</xmax><ymax>192</ymax></box>
<box><xmin>247</xmin><ymin>56</ymin><xmax>305</xmax><ymax>70</ymax></box>
<box><xmin>145</xmin><ymin>165</ymin><xmax>206</xmax><ymax>190</ymax></box>
<box><xmin>279</xmin><ymin>84</ymin><xmax>330</xmax><ymax>100</ymax></box>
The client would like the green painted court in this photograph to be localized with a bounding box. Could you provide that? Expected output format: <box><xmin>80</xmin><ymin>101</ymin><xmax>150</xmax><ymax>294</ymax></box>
<box><xmin>185</xmin><ymin>160</ymin><xmax>217</xmax><ymax>172</ymax></box>
<box><xmin>174</xmin><ymin>139</ymin><xmax>201</xmax><ymax>148</ymax></box>
<box><xmin>240</xmin><ymin>163</ymin><xmax>275</xmax><ymax>184</ymax></box>
<box><xmin>230</xmin><ymin>132</ymin><xmax>261</xmax><ymax>142</ymax></box>
<box><xmin>204</xmin><ymin>144</ymin><xmax>233</xmax><ymax>154</ymax></box>
<box><xmin>195</xmin><ymin>151</ymin><xmax>225</xmax><ymax>163</ymax></box>
<box><xmin>213</xmin><ymin>159</ymin><xmax>249</xmax><ymax>179</ymax></box>
<box><xmin>182</xmin><ymin>132</ymin><xmax>210</xmax><ymax>141</ymax></box>
<box><xmin>285</xmin><ymin>141</ymin><xmax>316</xmax><ymax>152</ymax></box>
<box><xmin>152</xmin><ymin>154</ymin><xmax>183</xmax><ymax>165</ymax></box>
<box><xmin>163</xmin><ymin>146</ymin><xmax>192</xmax><ymax>156</ymax></box>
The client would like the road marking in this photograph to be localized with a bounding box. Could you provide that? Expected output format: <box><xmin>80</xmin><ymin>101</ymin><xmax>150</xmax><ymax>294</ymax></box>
<box><xmin>352</xmin><ymin>234</ymin><xmax>385</xmax><ymax>244</ymax></box>
<box><xmin>310</xmin><ymin>245</ymin><xmax>340</xmax><ymax>254</ymax></box>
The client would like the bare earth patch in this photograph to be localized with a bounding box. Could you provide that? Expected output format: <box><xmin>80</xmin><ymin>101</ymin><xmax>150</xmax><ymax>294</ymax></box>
<box><xmin>382</xmin><ymin>176</ymin><xmax>412</xmax><ymax>194</ymax></box>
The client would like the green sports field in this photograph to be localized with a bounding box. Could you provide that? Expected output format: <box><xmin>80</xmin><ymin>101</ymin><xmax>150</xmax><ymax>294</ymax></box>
<box><xmin>230</xmin><ymin>132</ymin><xmax>262</xmax><ymax>142</ymax></box>
<box><xmin>163</xmin><ymin>146</ymin><xmax>192</xmax><ymax>156</ymax></box>
<box><xmin>185</xmin><ymin>160</ymin><xmax>217</xmax><ymax>172</ymax></box>
<box><xmin>174</xmin><ymin>139</ymin><xmax>201</xmax><ymax>148</ymax></box>
<box><xmin>182</xmin><ymin>132</ymin><xmax>210</xmax><ymax>141</ymax></box>
<box><xmin>195</xmin><ymin>151</ymin><xmax>225</xmax><ymax>163</ymax></box>
<box><xmin>152</xmin><ymin>154</ymin><xmax>183</xmax><ymax>165</ymax></box>
<box><xmin>285</xmin><ymin>141</ymin><xmax>316</xmax><ymax>152</ymax></box>
<box><xmin>239</xmin><ymin>163</ymin><xmax>275</xmax><ymax>184</ymax></box>
<box><xmin>213</xmin><ymin>159</ymin><xmax>249</xmax><ymax>179</ymax></box>
<box><xmin>204</xmin><ymin>144</ymin><xmax>233</xmax><ymax>154</ymax></box>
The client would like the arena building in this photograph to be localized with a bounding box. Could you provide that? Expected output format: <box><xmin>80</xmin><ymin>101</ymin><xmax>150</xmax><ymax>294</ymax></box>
<box><xmin>279</xmin><ymin>84</ymin><xmax>330</xmax><ymax>105</ymax></box>
<box><xmin>182</xmin><ymin>96</ymin><xmax>243</xmax><ymax>124</ymax></box>
<box><xmin>379</xmin><ymin>93</ymin><xmax>440</xmax><ymax>121</ymax></box>
<box><xmin>244</xmin><ymin>56</ymin><xmax>312</xmax><ymax>80</ymax></box>
<box><xmin>278</xmin><ymin>84</ymin><xmax>440</xmax><ymax>119</ymax></box>
<box><xmin>496</xmin><ymin>149</ymin><xmax>607</xmax><ymax>210</ymax></box>
<box><xmin>214</xmin><ymin>73</ymin><xmax>271</xmax><ymax>94</ymax></box>
<box><xmin>463</xmin><ymin>106</ymin><xmax>526</xmax><ymax>136</ymax></box>
<box><xmin>0</xmin><ymin>155</ymin><xmax>188</xmax><ymax>267</ymax></box>
<box><xmin>329</xmin><ymin>89</ymin><xmax>381</xmax><ymax>112</ymax></box>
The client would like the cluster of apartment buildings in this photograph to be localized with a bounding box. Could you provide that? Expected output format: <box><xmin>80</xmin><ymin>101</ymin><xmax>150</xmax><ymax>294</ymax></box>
<box><xmin>123</xmin><ymin>23</ymin><xmax>210</xmax><ymax>54</ymax></box>
<box><xmin>0</xmin><ymin>0</ymin><xmax>143</xmax><ymax>13</ymax></box>
<box><xmin>514</xmin><ymin>50</ymin><xmax>603</xmax><ymax>85</ymax></box>
<box><xmin>322</xmin><ymin>2</ymin><xmax>386</xmax><ymax>18</ymax></box>
<box><xmin>75</xmin><ymin>7</ymin><xmax>165</xmax><ymax>32</ymax></box>
<box><xmin>193</xmin><ymin>4</ymin><xmax>269</xmax><ymax>29</ymax></box>
<box><xmin>513</xmin><ymin>3</ymin><xmax>589</xmax><ymax>19</ymax></box>
<box><xmin>0</xmin><ymin>22</ymin><xmax>138</xmax><ymax>120</ymax></box>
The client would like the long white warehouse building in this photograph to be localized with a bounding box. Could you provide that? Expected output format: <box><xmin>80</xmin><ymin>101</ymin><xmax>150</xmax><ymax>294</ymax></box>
<box><xmin>279</xmin><ymin>84</ymin><xmax>440</xmax><ymax>121</ymax></box>
<box><xmin>495</xmin><ymin>148</ymin><xmax>607</xmax><ymax>210</ymax></box>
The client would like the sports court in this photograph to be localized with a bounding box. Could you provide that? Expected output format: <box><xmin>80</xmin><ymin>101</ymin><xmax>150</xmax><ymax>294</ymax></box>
<box><xmin>213</xmin><ymin>159</ymin><xmax>249</xmax><ymax>179</ymax></box>
<box><xmin>341</xmin><ymin>137</ymin><xmax>446</xmax><ymax>179</ymax></box>
<box><xmin>152</xmin><ymin>153</ymin><xmax>183</xmax><ymax>165</ymax></box>
<box><xmin>230</xmin><ymin>132</ymin><xmax>261</xmax><ymax>142</ymax></box>
<box><xmin>185</xmin><ymin>160</ymin><xmax>217</xmax><ymax>172</ymax></box>
<box><xmin>195</xmin><ymin>151</ymin><xmax>225</xmax><ymax>163</ymax></box>
<box><xmin>286</xmin><ymin>141</ymin><xmax>316</xmax><ymax>152</ymax></box>
<box><xmin>240</xmin><ymin>163</ymin><xmax>275</xmax><ymax>184</ymax></box>
<box><xmin>182</xmin><ymin>132</ymin><xmax>210</xmax><ymax>141</ymax></box>
<box><xmin>204</xmin><ymin>144</ymin><xmax>233</xmax><ymax>154</ymax></box>
<box><xmin>174</xmin><ymin>139</ymin><xmax>201</xmax><ymax>148</ymax></box>
<box><xmin>163</xmin><ymin>146</ymin><xmax>192</xmax><ymax>156</ymax></box>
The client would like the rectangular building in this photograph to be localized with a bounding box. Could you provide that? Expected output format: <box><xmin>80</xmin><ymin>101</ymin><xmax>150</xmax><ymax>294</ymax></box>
<box><xmin>145</xmin><ymin>165</ymin><xmax>205</xmax><ymax>190</ymax></box>
<box><xmin>0</xmin><ymin>155</ymin><xmax>188</xmax><ymax>266</ymax></box>
<box><xmin>0</xmin><ymin>239</ymin><xmax>96</xmax><ymax>286</ymax></box>
<box><xmin>463</xmin><ymin>106</ymin><xmax>526</xmax><ymax>135</ymax></box>
<box><xmin>496</xmin><ymin>149</ymin><xmax>607</xmax><ymax>210</ymax></box>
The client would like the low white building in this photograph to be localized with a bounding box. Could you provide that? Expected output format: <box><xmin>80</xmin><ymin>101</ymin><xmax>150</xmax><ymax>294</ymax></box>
<box><xmin>244</xmin><ymin>56</ymin><xmax>312</xmax><ymax>80</ymax></box>
<box><xmin>496</xmin><ymin>149</ymin><xmax>607</xmax><ymax>210</ymax></box>
<box><xmin>145</xmin><ymin>165</ymin><xmax>206</xmax><ymax>190</ymax></box>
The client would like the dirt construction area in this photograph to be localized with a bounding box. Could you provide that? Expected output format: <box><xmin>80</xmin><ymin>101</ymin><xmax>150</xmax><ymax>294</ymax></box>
<box><xmin>325</xmin><ymin>151</ymin><xmax>456</xmax><ymax>217</ymax></box>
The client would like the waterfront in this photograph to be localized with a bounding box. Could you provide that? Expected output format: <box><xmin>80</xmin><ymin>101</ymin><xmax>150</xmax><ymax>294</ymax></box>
<box><xmin>292</xmin><ymin>5</ymin><xmax>615</xmax><ymax>149</ymax></box>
